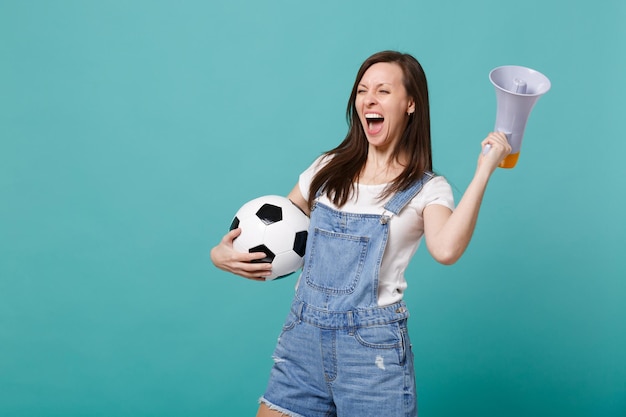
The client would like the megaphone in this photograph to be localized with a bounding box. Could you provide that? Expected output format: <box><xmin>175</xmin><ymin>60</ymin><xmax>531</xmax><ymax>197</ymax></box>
<box><xmin>489</xmin><ymin>65</ymin><xmax>551</xmax><ymax>168</ymax></box>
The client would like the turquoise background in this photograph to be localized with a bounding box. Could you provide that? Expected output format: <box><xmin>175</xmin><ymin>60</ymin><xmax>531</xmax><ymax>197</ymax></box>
<box><xmin>1</xmin><ymin>0</ymin><xmax>624</xmax><ymax>416</ymax></box>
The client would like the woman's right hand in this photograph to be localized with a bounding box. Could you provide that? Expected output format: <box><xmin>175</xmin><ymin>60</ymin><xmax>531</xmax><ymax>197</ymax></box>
<box><xmin>210</xmin><ymin>228</ymin><xmax>273</xmax><ymax>281</ymax></box>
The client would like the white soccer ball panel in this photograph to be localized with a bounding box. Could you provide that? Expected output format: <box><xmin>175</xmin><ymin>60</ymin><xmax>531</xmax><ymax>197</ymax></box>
<box><xmin>263</xmin><ymin>220</ymin><xmax>302</xmax><ymax>254</ymax></box>
<box><xmin>281</xmin><ymin>202</ymin><xmax>310</xmax><ymax>231</ymax></box>
<box><xmin>266</xmin><ymin>251</ymin><xmax>305</xmax><ymax>280</ymax></box>
<box><xmin>233</xmin><ymin>216</ymin><xmax>268</xmax><ymax>253</ymax></box>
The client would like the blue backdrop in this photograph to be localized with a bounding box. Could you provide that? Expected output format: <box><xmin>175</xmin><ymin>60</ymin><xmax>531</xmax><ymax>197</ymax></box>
<box><xmin>1</xmin><ymin>1</ymin><xmax>624</xmax><ymax>416</ymax></box>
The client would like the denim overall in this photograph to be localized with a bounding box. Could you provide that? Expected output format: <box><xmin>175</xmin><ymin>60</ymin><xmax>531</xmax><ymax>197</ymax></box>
<box><xmin>262</xmin><ymin>174</ymin><xmax>433</xmax><ymax>417</ymax></box>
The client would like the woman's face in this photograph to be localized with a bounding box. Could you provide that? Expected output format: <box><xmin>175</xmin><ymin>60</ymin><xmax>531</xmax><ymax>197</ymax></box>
<box><xmin>355</xmin><ymin>62</ymin><xmax>415</xmax><ymax>151</ymax></box>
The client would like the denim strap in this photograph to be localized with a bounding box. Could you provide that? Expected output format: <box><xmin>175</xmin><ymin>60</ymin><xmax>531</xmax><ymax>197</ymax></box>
<box><xmin>383</xmin><ymin>171</ymin><xmax>434</xmax><ymax>215</ymax></box>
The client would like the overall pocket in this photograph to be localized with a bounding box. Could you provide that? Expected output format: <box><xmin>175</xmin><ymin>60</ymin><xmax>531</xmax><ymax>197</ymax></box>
<box><xmin>354</xmin><ymin>320</ymin><xmax>408</xmax><ymax>366</ymax></box>
<box><xmin>304</xmin><ymin>227</ymin><xmax>369</xmax><ymax>295</ymax></box>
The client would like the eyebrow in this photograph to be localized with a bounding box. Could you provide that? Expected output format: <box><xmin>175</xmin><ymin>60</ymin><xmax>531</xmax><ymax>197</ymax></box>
<box><xmin>358</xmin><ymin>82</ymin><xmax>393</xmax><ymax>88</ymax></box>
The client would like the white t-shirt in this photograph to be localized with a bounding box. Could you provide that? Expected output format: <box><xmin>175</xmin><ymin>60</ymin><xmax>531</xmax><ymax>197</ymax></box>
<box><xmin>299</xmin><ymin>156</ymin><xmax>455</xmax><ymax>306</ymax></box>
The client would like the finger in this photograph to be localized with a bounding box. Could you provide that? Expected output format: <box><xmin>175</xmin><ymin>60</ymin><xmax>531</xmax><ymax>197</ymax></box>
<box><xmin>490</xmin><ymin>132</ymin><xmax>509</xmax><ymax>145</ymax></box>
<box><xmin>242</xmin><ymin>250</ymin><xmax>272</xmax><ymax>262</ymax></box>
<box><xmin>235</xmin><ymin>262</ymin><xmax>273</xmax><ymax>280</ymax></box>
<box><xmin>488</xmin><ymin>131</ymin><xmax>502</xmax><ymax>140</ymax></box>
<box><xmin>222</xmin><ymin>227</ymin><xmax>242</xmax><ymax>243</ymax></box>
<box><xmin>235</xmin><ymin>253</ymin><xmax>273</xmax><ymax>270</ymax></box>
<box><xmin>482</xmin><ymin>132</ymin><xmax>510</xmax><ymax>152</ymax></box>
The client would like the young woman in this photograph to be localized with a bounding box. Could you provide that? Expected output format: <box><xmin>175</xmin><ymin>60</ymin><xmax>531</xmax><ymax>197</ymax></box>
<box><xmin>211</xmin><ymin>50</ymin><xmax>511</xmax><ymax>417</ymax></box>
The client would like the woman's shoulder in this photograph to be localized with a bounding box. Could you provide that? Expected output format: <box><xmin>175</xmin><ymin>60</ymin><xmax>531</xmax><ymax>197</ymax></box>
<box><xmin>412</xmin><ymin>174</ymin><xmax>455</xmax><ymax>210</ymax></box>
<box><xmin>301</xmin><ymin>154</ymin><xmax>333</xmax><ymax>177</ymax></box>
<box><xmin>423</xmin><ymin>174</ymin><xmax>452</xmax><ymax>195</ymax></box>
<box><xmin>425</xmin><ymin>173</ymin><xmax>449</xmax><ymax>187</ymax></box>
<box><xmin>298</xmin><ymin>154</ymin><xmax>334</xmax><ymax>200</ymax></box>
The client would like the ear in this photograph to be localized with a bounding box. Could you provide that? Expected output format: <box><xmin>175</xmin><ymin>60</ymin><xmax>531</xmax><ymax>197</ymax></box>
<box><xmin>407</xmin><ymin>99</ymin><xmax>415</xmax><ymax>115</ymax></box>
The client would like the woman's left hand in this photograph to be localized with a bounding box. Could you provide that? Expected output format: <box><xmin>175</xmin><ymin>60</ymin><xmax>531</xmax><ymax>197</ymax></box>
<box><xmin>478</xmin><ymin>131</ymin><xmax>512</xmax><ymax>174</ymax></box>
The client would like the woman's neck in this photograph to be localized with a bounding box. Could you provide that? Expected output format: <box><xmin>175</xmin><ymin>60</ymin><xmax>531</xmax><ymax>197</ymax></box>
<box><xmin>359</xmin><ymin>151</ymin><xmax>407</xmax><ymax>185</ymax></box>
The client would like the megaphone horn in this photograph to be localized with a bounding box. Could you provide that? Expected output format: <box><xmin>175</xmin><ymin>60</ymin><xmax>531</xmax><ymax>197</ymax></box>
<box><xmin>489</xmin><ymin>65</ymin><xmax>551</xmax><ymax>168</ymax></box>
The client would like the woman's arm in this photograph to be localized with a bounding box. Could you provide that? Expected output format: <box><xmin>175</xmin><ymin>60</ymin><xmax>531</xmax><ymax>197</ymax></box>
<box><xmin>210</xmin><ymin>228</ymin><xmax>273</xmax><ymax>281</ymax></box>
<box><xmin>287</xmin><ymin>183</ymin><xmax>310</xmax><ymax>216</ymax></box>
<box><xmin>423</xmin><ymin>132</ymin><xmax>511</xmax><ymax>265</ymax></box>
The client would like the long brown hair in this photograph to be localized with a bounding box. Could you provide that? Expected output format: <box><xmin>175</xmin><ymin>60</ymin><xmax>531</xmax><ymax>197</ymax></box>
<box><xmin>308</xmin><ymin>50</ymin><xmax>433</xmax><ymax>209</ymax></box>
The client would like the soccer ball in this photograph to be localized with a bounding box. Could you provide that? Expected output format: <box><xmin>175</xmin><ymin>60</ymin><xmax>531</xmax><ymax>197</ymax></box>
<box><xmin>230</xmin><ymin>195</ymin><xmax>309</xmax><ymax>280</ymax></box>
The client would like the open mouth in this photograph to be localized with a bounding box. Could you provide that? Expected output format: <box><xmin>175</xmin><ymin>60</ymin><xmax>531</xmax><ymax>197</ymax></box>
<box><xmin>365</xmin><ymin>113</ymin><xmax>384</xmax><ymax>134</ymax></box>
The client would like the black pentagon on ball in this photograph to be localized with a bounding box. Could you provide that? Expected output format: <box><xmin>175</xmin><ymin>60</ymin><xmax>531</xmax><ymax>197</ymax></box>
<box><xmin>293</xmin><ymin>231</ymin><xmax>308</xmax><ymax>257</ymax></box>
<box><xmin>229</xmin><ymin>216</ymin><xmax>240</xmax><ymax>231</ymax></box>
<box><xmin>249</xmin><ymin>244</ymin><xmax>275</xmax><ymax>263</ymax></box>
<box><xmin>256</xmin><ymin>203</ymin><xmax>282</xmax><ymax>225</ymax></box>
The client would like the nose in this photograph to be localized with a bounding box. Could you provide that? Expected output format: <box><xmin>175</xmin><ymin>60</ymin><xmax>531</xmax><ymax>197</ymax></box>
<box><xmin>364</xmin><ymin>90</ymin><xmax>378</xmax><ymax>106</ymax></box>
